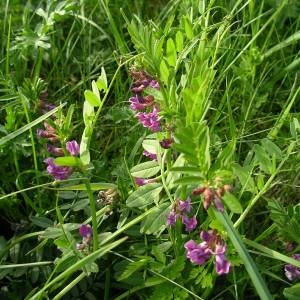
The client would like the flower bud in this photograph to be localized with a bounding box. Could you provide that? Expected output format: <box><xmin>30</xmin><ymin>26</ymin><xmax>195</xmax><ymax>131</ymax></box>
<box><xmin>192</xmin><ymin>187</ymin><xmax>206</xmax><ymax>195</ymax></box>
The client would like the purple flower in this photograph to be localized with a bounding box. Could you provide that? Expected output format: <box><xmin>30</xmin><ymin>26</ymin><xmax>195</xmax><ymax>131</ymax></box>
<box><xmin>167</xmin><ymin>210</ymin><xmax>178</xmax><ymax>226</ymax></box>
<box><xmin>129</xmin><ymin>94</ymin><xmax>155</xmax><ymax>111</ymax></box>
<box><xmin>134</xmin><ymin>177</ymin><xmax>149</xmax><ymax>186</ymax></box>
<box><xmin>285</xmin><ymin>254</ymin><xmax>300</xmax><ymax>281</ymax></box>
<box><xmin>215</xmin><ymin>253</ymin><xmax>231</xmax><ymax>275</ymax></box>
<box><xmin>137</xmin><ymin>106</ymin><xmax>160</xmax><ymax>132</ymax></box>
<box><xmin>213</xmin><ymin>196</ymin><xmax>225</xmax><ymax>213</ymax></box>
<box><xmin>200</xmin><ymin>230</ymin><xmax>212</xmax><ymax>242</ymax></box>
<box><xmin>185</xmin><ymin>230</ymin><xmax>230</xmax><ymax>275</ymax></box>
<box><xmin>66</xmin><ymin>140</ymin><xmax>80</xmax><ymax>156</ymax></box>
<box><xmin>143</xmin><ymin>150</ymin><xmax>157</xmax><ymax>161</ymax></box>
<box><xmin>167</xmin><ymin>198</ymin><xmax>197</xmax><ymax>231</ymax></box>
<box><xmin>182</xmin><ymin>215</ymin><xmax>198</xmax><ymax>232</ymax></box>
<box><xmin>46</xmin><ymin>144</ymin><xmax>64</xmax><ymax>156</ymax></box>
<box><xmin>129</xmin><ymin>95</ymin><xmax>146</xmax><ymax>111</ymax></box>
<box><xmin>184</xmin><ymin>240</ymin><xmax>211</xmax><ymax>265</ymax></box>
<box><xmin>37</xmin><ymin>122</ymin><xmax>59</xmax><ymax>142</ymax></box>
<box><xmin>160</xmin><ymin>138</ymin><xmax>173</xmax><ymax>149</ymax></box>
<box><xmin>37</xmin><ymin>129</ymin><xmax>57</xmax><ymax>140</ymax></box>
<box><xmin>79</xmin><ymin>224</ymin><xmax>92</xmax><ymax>238</ymax></box>
<box><xmin>149</xmin><ymin>80</ymin><xmax>160</xmax><ymax>90</ymax></box>
<box><xmin>44</xmin><ymin>157</ymin><xmax>72</xmax><ymax>180</ymax></box>
<box><xmin>178</xmin><ymin>198</ymin><xmax>191</xmax><ymax>213</ymax></box>
<box><xmin>131</xmin><ymin>84</ymin><xmax>146</xmax><ymax>94</ymax></box>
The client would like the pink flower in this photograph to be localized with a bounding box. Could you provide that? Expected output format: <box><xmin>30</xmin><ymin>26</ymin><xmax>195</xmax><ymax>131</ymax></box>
<box><xmin>143</xmin><ymin>150</ymin><xmax>157</xmax><ymax>161</ymax></box>
<box><xmin>178</xmin><ymin>198</ymin><xmax>191</xmax><ymax>213</ymax></box>
<box><xmin>46</xmin><ymin>144</ymin><xmax>64</xmax><ymax>156</ymax></box>
<box><xmin>184</xmin><ymin>230</ymin><xmax>231</xmax><ymax>275</ymax></box>
<box><xmin>182</xmin><ymin>215</ymin><xmax>198</xmax><ymax>232</ymax></box>
<box><xmin>134</xmin><ymin>177</ymin><xmax>149</xmax><ymax>186</ymax></box>
<box><xmin>44</xmin><ymin>158</ymin><xmax>72</xmax><ymax>180</ymax></box>
<box><xmin>285</xmin><ymin>254</ymin><xmax>300</xmax><ymax>281</ymax></box>
<box><xmin>137</xmin><ymin>106</ymin><xmax>160</xmax><ymax>132</ymax></box>
<box><xmin>66</xmin><ymin>140</ymin><xmax>80</xmax><ymax>156</ymax></box>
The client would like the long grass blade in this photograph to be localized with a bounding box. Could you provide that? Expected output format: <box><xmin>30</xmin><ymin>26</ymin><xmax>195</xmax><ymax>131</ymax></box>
<box><xmin>214</xmin><ymin>210</ymin><xmax>273</xmax><ymax>300</ymax></box>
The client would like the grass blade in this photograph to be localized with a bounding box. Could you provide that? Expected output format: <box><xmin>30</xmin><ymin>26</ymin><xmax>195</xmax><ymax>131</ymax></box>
<box><xmin>214</xmin><ymin>209</ymin><xmax>273</xmax><ymax>300</ymax></box>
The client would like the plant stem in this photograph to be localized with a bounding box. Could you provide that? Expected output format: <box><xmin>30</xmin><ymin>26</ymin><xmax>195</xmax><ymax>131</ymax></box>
<box><xmin>84</xmin><ymin>178</ymin><xmax>98</xmax><ymax>251</ymax></box>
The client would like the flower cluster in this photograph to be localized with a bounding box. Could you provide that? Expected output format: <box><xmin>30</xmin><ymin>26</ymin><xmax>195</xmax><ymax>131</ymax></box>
<box><xmin>129</xmin><ymin>70</ymin><xmax>161</xmax><ymax>132</ymax></box>
<box><xmin>184</xmin><ymin>230</ymin><xmax>230</xmax><ymax>275</ymax></box>
<box><xmin>167</xmin><ymin>198</ymin><xmax>198</xmax><ymax>232</ymax></box>
<box><xmin>193</xmin><ymin>184</ymin><xmax>232</xmax><ymax>213</ymax></box>
<box><xmin>43</xmin><ymin>140</ymin><xmax>80</xmax><ymax>180</ymax></box>
<box><xmin>284</xmin><ymin>254</ymin><xmax>300</xmax><ymax>281</ymax></box>
<box><xmin>76</xmin><ymin>224</ymin><xmax>92</xmax><ymax>251</ymax></box>
<box><xmin>37</xmin><ymin>113</ymin><xmax>80</xmax><ymax>180</ymax></box>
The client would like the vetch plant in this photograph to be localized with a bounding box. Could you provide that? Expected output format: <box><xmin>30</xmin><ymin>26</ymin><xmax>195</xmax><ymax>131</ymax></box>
<box><xmin>185</xmin><ymin>230</ymin><xmax>230</xmax><ymax>275</ymax></box>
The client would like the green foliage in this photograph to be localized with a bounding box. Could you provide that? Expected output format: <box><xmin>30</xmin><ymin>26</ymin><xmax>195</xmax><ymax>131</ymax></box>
<box><xmin>268</xmin><ymin>200</ymin><xmax>300</xmax><ymax>244</ymax></box>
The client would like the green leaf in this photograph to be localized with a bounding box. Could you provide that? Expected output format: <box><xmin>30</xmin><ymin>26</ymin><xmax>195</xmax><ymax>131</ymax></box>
<box><xmin>166</xmin><ymin>154</ymin><xmax>186</xmax><ymax>189</ymax></box>
<box><xmin>84</xmin><ymin>90</ymin><xmax>101</xmax><ymax>107</ymax></box>
<box><xmin>96</xmin><ymin>67</ymin><xmax>108</xmax><ymax>92</ymax></box>
<box><xmin>54</xmin><ymin>182</ymin><xmax>117</xmax><ymax>191</ymax></box>
<box><xmin>261</xmin><ymin>138</ymin><xmax>282</xmax><ymax>159</ymax></box>
<box><xmin>160</xmin><ymin>59</ymin><xmax>169</xmax><ymax>84</ymax></box>
<box><xmin>63</xmin><ymin>104</ymin><xmax>74</xmax><ymax>133</ymax></box>
<box><xmin>253</xmin><ymin>144</ymin><xmax>273</xmax><ymax>174</ymax></box>
<box><xmin>80</xmin><ymin>127</ymin><xmax>91</xmax><ymax>165</ymax></box>
<box><xmin>92</xmin><ymin>80</ymin><xmax>100</xmax><ymax>100</ymax></box>
<box><xmin>232</xmin><ymin>164</ymin><xmax>256</xmax><ymax>193</ymax></box>
<box><xmin>29</xmin><ymin>216</ymin><xmax>53</xmax><ymax>228</ymax></box>
<box><xmin>126</xmin><ymin>183</ymin><xmax>163</xmax><ymax>207</ymax></box>
<box><xmin>283</xmin><ymin>283</ymin><xmax>300</xmax><ymax>300</ymax></box>
<box><xmin>72</xmin><ymin>198</ymin><xmax>89</xmax><ymax>211</ymax></box>
<box><xmin>174</xmin><ymin>176</ymin><xmax>204</xmax><ymax>185</ymax></box>
<box><xmin>222</xmin><ymin>192</ymin><xmax>243</xmax><ymax>214</ymax></box>
<box><xmin>83</xmin><ymin>101</ymin><xmax>95</xmax><ymax>126</ymax></box>
<box><xmin>143</xmin><ymin>86</ymin><xmax>164</xmax><ymax>101</ymax></box>
<box><xmin>170</xmin><ymin>166</ymin><xmax>203</xmax><ymax>176</ymax></box>
<box><xmin>85</xmin><ymin>262</ymin><xmax>99</xmax><ymax>273</ymax></box>
<box><xmin>130</xmin><ymin>161</ymin><xmax>160</xmax><ymax>178</ymax></box>
<box><xmin>117</xmin><ymin>258</ymin><xmax>149</xmax><ymax>281</ymax></box>
<box><xmin>54</xmin><ymin>156</ymin><xmax>83</xmax><ymax>167</ymax></box>
<box><xmin>142</xmin><ymin>138</ymin><xmax>160</xmax><ymax>155</ymax></box>
<box><xmin>175</xmin><ymin>31</ymin><xmax>184</xmax><ymax>52</ymax></box>
<box><xmin>140</xmin><ymin>203</ymin><xmax>170</xmax><ymax>234</ymax></box>
<box><xmin>166</xmin><ymin>38</ymin><xmax>177</xmax><ymax>67</ymax></box>
<box><xmin>183</xmin><ymin>16</ymin><xmax>193</xmax><ymax>40</ymax></box>
<box><xmin>290</xmin><ymin>117</ymin><xmax>300</xmax><ymax>138</ymax></box>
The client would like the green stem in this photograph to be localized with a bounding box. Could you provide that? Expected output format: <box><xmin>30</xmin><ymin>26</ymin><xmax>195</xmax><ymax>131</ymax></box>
<box><xmin>32</xmin><ymin>47</ymin><xmax>44</xmax><ymax>83</ymax></box>
<box><xmin>160</xmin><ymin>149</ymin><xmax>174</xmax><ymax>203</ymax></box>
<box><xmin>19</xmin><ymin>92</ymin><xmax>40</xmax><ymax>187</ymax></box>
<box><xmin>5</xmin><ymin>14</ymin><xmax>11</xmax><ymax>77</ymax></box>
<box><xmin>53</xmin><ymin>272</ymin><xmax>86</xmax><ymax>300</ymax></box>
<box><xmin>104</xmin><ymin>268</ymin><xmax>110</xmax><ymax>300</ymax></box>
<box><xmin>84</xmin><ymin>178</ymin><xmax>98</xmax><ymax>251</ymax></box>
<box><xmin>0</xmin><ymin>261</ymin><xmax>53</xmax><ymax>269</ymax></box>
